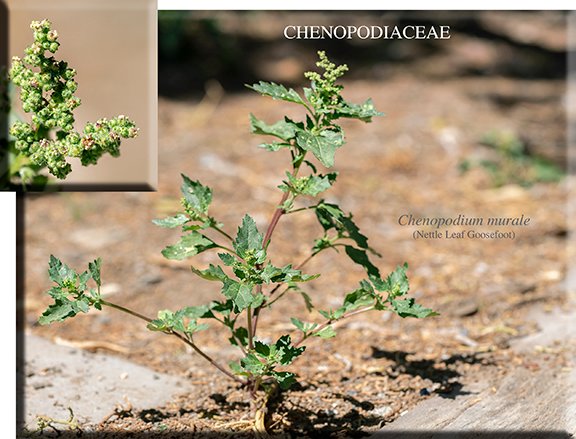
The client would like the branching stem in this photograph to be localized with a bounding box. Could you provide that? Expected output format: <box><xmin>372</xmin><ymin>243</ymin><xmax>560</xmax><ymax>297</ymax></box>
<box><xmin>100</xmin><ymin>299</ymin><xmax>244</xmax><ymax>385</ymax></box>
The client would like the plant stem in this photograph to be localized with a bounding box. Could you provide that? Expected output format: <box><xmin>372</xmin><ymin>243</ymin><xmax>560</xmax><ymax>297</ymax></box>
<box><xmin>100</xmin><ymin>299</ymin><xmax>245</xmax><ymax>385</ymax></box>
<box><xmin>262</xmin><ymin>153</ymin><xmax>305</xmax><ymax>250</ymax></box>
<box><xmin>286</xmin><ymin>203</ymin><xmax>319</xmax><ymax>215</ymax></box>
<box><xmin>212</xmin><ymin>224</ymin><xmax>234</xmax><ymax>242</ymax></box>
<box><xmin>171</xmin><ymin>331</ymin><xmax>244</xmax><ymax>384</ymax></box>
<box><xmin>100</xmin><ymin>300</ymin><xmax>153</xmax><ymax>323</ymax></box>
<box><xmin>262</xmin><ymin>191</ymin><xmax>290</xmax><ymax>250</ymax></box>
<box><xmin>294</xmin><ymin>305</ymin><xmax>375</xmax><ymax>347</ymax></box>
<box><xmin>247</xmin><ymin>305</ymin><xmax>254</xmax><ymax>351</ymax></box>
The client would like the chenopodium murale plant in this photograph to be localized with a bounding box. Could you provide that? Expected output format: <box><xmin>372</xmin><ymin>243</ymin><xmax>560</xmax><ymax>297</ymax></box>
<box><xmin>7</xmin><ymin>19</ymin><xmax>138</xmax><ymax>183</ymax></box>
<box><xmin>40</xmin><ymin>51</ymin><xmax>437</xmax><ymax>400</ymax></box>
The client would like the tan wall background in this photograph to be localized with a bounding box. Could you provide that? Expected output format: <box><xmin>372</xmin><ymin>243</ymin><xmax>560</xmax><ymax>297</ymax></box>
<box><xmin>6</xmin><ymin>0</ymin><xmax>157</xmax><ymax>189</ymax></box>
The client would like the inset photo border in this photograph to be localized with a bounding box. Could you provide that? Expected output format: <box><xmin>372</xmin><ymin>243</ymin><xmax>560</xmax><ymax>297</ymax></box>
<box><xmin>1</xmin><ymin>0</ymin><xmax>157</xmax><ymax>191</ymax></box>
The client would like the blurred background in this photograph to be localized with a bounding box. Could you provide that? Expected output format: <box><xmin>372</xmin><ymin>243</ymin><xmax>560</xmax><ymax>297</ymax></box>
<box><xmin>4</xmin><ymin>0</ymin><xmax>157</xmax><ymax>189</ymax></box>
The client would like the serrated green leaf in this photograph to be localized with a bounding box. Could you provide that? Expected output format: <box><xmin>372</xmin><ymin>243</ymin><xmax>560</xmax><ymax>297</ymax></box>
<box><xmin>315</xmin><ymin>202</ymin><xmax>345</xmax><ymax>231</ymax></box>
<box><xmin>229</xmin><ymin>327</ymin><xmax>249</xmax><ymax>347</ymax></box>
<box><xmin>291</xmin><ymin>317</ymin><xmax>318</xmax><ymax>334</ymax></box>
<box><xmin>299</xmin><ymin>290</ymin><xmax>314</xmax><ymax>312</ymax></box>
<box><xmin>291</xmin><ymin>317</ymin><xmax>305</xmax><ymax>331</ymax></box>
<box><xmin>234</xmin><ymin>215</ymin><xmax>263</xmax><ymax>259</ymax></box>
<box><xmin>190</xmin><ymin>264</ymin><xmax>227</xmax><ymax>281</ymax></box>
<box><xmin>271</xmin><ymin>371</ymin><xmax>297</xmax><ymax>390</ymax></box>
<box><xmin>222</xmin><ymin>279</ymin><xmax>255</xmax><ymax>311</ymax></box>
<box><xmin>48</xmin><ymin>255</ymin><xmax>75</xmax><ymax>285</ymax></box>
<box><xmin>296</xmin><ymin>129</ymin><xmax>344</xmax><ymax>168</ymax></box>
<box><xmin>344</xmin><ymin>246</ymin><xmax>381</xmax><ymax>279</ymax></box>
<box><xmin>78</xmin><ymin>270</ymin><xmax>91</xmax><ymax>291</ymax></box>
<box><xmin>390</xmin><ymin>298</ymin><xmax>438</xmax><ymax>319</ymax></box>
<box><xmin>341</xmin><ymin>216</ymin><xmax>370</xmax><ymax>250</ymax></box>
<box><xmin>342</xmin><ymin>287</ymin><xmax>375</xmax><ymax>311</ymax></box>
<box><xmin>180</xmin><ymin>305</ymin><xmax>214</xmax><ymax>320</ymax></box>
<box><xmin>275</xmin><ymin>335</ymin><xmax>305</xmax><ymax>365</ymax></box>
<box><xmin>210</xmin><ymin>300</ymin><xmax>235</xmax><ymax>317</ymax></box>
<box><xmin>38</xmin><ymin>301</ymin><xmax>75</xmax><ymax>325</ymax></box>
<box><xmin>315</xmin><ymin>326</ymin><xmax>336</xmax><ymax>339</ymax></box>
<box><xmin>218</xmin><ymin>253</ymin><xmax>235</xmax><ymax>266</ymax></box>
<box><xmin>248</xmin><ymin>81</ymin><xmax>305</xmax><ymax>106</ymax></box>
<box><xmin>374</xmin><ymin>263</ymin><xmax>409</xmax><ymax>297</ymax></box>
<box><xmin>284</xmin><ymin>173</ymin><xmax>338</xmax><ymax>197</ymax></box>
<box><xmin>254</xmin><ymin>340</ymin><xmax>270</xmax><ymax>357</ymax></box>
<box><xmin>241</xmin><ymin>353</ymin><xmax>267</xmax><ymax>375</ymax></box>
<box><xmin>250</xmin><ymin>114</ymin><xmax>297</xmax><ymax>141</ymax></box>
<box><xmin>337</xmin><ymin>98</ymin><xmax>383</xmax><ymax>122</ymax></box>
<box><xmin>180</xmin><ymin>174</ymin><xmax>212</xmax><ymax>215</ymax></box>
<box><xmin>301</xmin><ymin>173</ymin><xmax>338</xmax><ymax>196</ymax></box>
<box><xmin>146</xmin><ymin>309</ymin><xmax>174</xmax><ymax>332</ymax></box>
<box><xmin>161</xmin><ymin>232</ymin><xmax>216</xmax><ymax>261</ymax></box>
<box><xmin>152</xmin><ymin>214</ymin><xmax>189</xmax><ymax>228</ymax></box>
<box><xmin>88</xmin><ymin>258</ymin><xmax>102</xmax><ymax>288</ymax></box>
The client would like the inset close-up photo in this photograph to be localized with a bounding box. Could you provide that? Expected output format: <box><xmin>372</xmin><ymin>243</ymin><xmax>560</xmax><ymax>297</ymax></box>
<box><xmin>18</xmin><ymin>10</ymin><xmax>576</xmax><ymax>438</ymax></box>
<box><xmin>1</xmin><ymin>0</ymin><xmax>157</xmax><ymax>190</ymax></box>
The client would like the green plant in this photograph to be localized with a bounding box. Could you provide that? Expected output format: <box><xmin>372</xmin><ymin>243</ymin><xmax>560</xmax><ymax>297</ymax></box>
<box><xmin>39</xmin><ymin>51</ymin><xmax>436</xmax><ymax>431</ymax></box>
<box><xmin>1</xmin><ymin>19</ymin><xmax>138</xmax><ymax>188</ymax></box>
<box><xmin>460</xmin><ymin>129</ymin><xmax>564</xmax><ymax>187</ymax></box>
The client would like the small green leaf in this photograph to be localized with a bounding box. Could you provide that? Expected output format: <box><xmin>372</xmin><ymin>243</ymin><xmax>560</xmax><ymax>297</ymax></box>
<box><xmin>250</xmin><ymin>114</ymin><xmax>297</xmax><ymax>141</ymax></box>
<box><xmin>181</xmin><ymin>174</ymin><xmax>212</xmax><ymax>215</ymax></box>
<box><xmin>38</xmin><ymin>301</ymin><xmax>75</xmax><ymax>325</ymax></box>
<box><xmin>48</xmin><ymin>255</ymin><xmax>75</xmax><ymax>285</ymax></box>
<box><xmin>271</xmin><ymin>371</ymin><xmax>297</xmax><ymax>390</ymax></box>
<box><xmin>291</xmin><ymin>317</ymin><xmax>318</xmax><ymax>333</ymax></box>
<box><xmin>254</xmin><ymin>340</ymin><xmax>271</xmax><ymax>357</ymax></box>
<box><xmin>222</xmin><ymin>279</ymin><xmax>255</xmax><ymax>311</ymax></box>
<box><xmin>161</xmin><ymin>232</ymin><xmax>216</xmax><ymax>260</ymax></box>
<box><xmin>229</xmin><ymin>327</ymin><xmax>249</xmax><ymax>347</ymax></box>
<box><xmin>296</xmin><ymin>129</ymin><xmax>344</xmax><ymax>168</ymax></box>
<box><xmin>275</xmin><ymin>335</ymin><xmax>305</xmax><ymax>365</ymax></box>
<box><xmin>241</xmin><ymin>353</ymin><xmax>267</xmax><ymax>375</ymax></box>
<box><xmin>344</xmin><ymin>246</ymin><xmax>381</xmax><ymax>279</ymax></box>
<box><xmin>152</xmin><ymin>214</ymin><xmax>189</xmax><ymax>228</ymax></box>
<box><xmin>180</xmin><ymin>305</ymin><xmax>214</xmax><ymax>320</ymax></box>
<box><xmin>342</xmin><ymin>287</ymin><xmax>375</xmax><ymax>311</ymax></box>
<box><xmin>234</xmin><ymin>215</ymin><xmax>264</xmax><ymax>259</ymax></box>
<box><xmin>337</xmin><ymin>98</ymin><xmax>383</xmax><ymax>122</ymax></box>
<box><xmin>341</xmin><ymin>216</ymin><xmax>370</xmax><ymax>250</ymax></box>
<box><xmin>374</xmin><ymin>263</ymin><xmax>409</xmax><ymax>297</ymax></box>
<box><xmin>248</xmin><ymin>81</ymin><xmax>306</xmax><ymax>106</ymax></box>
<box><xmin>290</xmin><ymin>317</ymin><xmax>305</xmax><ymax>332</ymax></box>
<box><xmin>299</xmin><ymin>290</ymin><xmax>314</xmax><ymax>312</ymax></box>
<box><xmin>218</xmin><ymin>253</ymin><xmax>236</xmax><ymax>266</ymax></box>
<box><xmin>88</xmin><ymin>258</ymin><xmax>102</xmax><ymax>288</ymax></box>
<box><xmin>190</xmin><ymin>264</ymin><xmax>227</xmax><ymax>281</ymax></box>
<box><xmin>315</xmin><ymin>326</ymin><xmax>336</xmax><ymax>339</ymax></box>
<box><xmin>315</xmin><ymin>202</ymin><xmax>345</xmax><ymax>231</ymax></box>
<box><xmin>301</xmin><ymin>173</ymin><xmax>338</xmax><ymax>197</ymax></box>
<box><xmin>390</xmin><ymin>298</ymin><xmax>438</xmax><ymax>319</ymax></box>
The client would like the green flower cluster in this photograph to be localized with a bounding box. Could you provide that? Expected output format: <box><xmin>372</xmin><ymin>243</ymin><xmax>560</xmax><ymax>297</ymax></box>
<box><xmin>8</xmin><ymin>19</ymin><xmax>138</xmax><ymax>179</ymax></box>
<box><xmin>304</xmin><ymin>50</ymin><xmax>349</xmax><ymax>111</ymax></box>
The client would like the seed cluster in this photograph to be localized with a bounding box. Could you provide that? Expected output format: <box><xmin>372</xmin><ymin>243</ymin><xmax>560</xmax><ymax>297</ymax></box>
<box><xmin>304</xmin><ymin>50</ymin><xmax>349</xmax><ymax>109</ymax></box>
<box><xmin>9</xmin><ymin>19</ymin><xmax>138</xmax><ymax>179</ymax></box>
